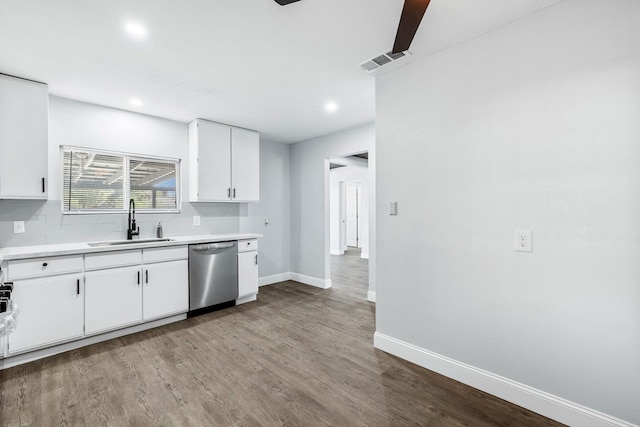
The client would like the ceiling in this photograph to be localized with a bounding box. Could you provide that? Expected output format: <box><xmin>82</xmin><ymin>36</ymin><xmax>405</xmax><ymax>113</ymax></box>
<box><xmin>0</xmin><ymin>0</ymin><xmax>563</xmax><ymax>143</ymax></box>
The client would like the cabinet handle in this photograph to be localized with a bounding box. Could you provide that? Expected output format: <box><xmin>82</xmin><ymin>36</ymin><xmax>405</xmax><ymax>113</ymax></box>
<box><xmin>255</xmin><ymin>254</ymin><xmax>258</xmax><ymax>265</ymax></box>
<box><xmin>145</xmin><ymin>270</ymin><xmax>149</xmax><ymax>284</ymax></box>
<box><xmin>42</xmin><ymin>262</ymin><xmax>48</xmax><ymax>267</ymax></box>
<box><xmin>76</xmin><ymin>279</ymin><xmax>80</xmax><ymax>295</ymax></box>
<box><xmin>228</xmin><ymin>188</ymin><xmax>231</xmax><ymax>198</ymax></box>
<box><xmin>137</xmin><ymin>271</ymin><xmax>140</xmax><ymax>285</ymax></box>
<box><xmin>233</xmin><ymin>188</ymin><xmax>236</xmax><ymax>199</ymax></box>
<box><xmin>42</xmin><ymin>177</ymin><xmax>45</xmax><ymax>193</ymax></box>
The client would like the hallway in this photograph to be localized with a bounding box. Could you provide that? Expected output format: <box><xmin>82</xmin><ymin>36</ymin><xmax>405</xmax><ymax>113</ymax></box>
<box><xmin>330</xmin><ymin>247</ymin><xmax>369</xmax><ymax>300</ymax></box>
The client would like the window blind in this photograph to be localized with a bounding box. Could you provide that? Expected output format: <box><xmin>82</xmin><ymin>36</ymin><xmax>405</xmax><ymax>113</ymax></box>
<box><xmin>62</xmin><ymin>147</ymin><xmax>179</xmax><ymax>213</ymax></box>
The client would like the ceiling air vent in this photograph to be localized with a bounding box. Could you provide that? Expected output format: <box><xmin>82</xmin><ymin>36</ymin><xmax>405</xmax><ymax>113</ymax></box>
<box><xmin>359</xmin><ymin>51</ymin><xmax>411</xmax><ymax>73</ymax></box>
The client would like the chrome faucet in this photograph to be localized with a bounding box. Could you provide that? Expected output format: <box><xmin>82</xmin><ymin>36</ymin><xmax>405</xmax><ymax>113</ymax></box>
<box><xmin>127</xmin><ymin>198</ymin><xmax>139</xmax><ymax>240</ymax></box>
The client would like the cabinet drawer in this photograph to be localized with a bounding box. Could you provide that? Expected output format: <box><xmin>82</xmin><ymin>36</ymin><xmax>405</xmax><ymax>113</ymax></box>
<box><xmin>7</xmin><ymin>255</ymin><xmax>83</xmax><ymax>280</ymax></box>
<box><xmin>143</xmin><ymin>246</ymin><xmax>188</xmax><ymax>263</ymax></box>
<box><xmin>85</xmin><ymin>250</ymin><xmax>142</xmax><ymax>270</ymax></box>
<box><xmin>237</xmin><ymin>239</ymin><xmax>258</xmax><ymax>253</ymax></box>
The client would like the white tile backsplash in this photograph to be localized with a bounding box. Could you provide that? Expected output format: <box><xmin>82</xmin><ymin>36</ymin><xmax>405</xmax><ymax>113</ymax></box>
<box><xmin>0</xmin><ymin>200</ymin><xmax>241</xmax><ymax>248</ymax></box>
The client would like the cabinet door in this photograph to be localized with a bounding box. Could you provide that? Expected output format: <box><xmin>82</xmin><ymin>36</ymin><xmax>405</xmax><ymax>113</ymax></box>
<box><xmin>0</xmin><ymin>75</ymin><xmax>48</xmax><ymax>199</ymax></box>
<box><xmin>8</xmin><ymin>274</ymin><xmax>84</xmax><ymax>354</ymax></box>
<box><xmin>85</xmin><ymin>266</ymin><xmax>142</xmax><ymax>335</ymax></box>
<box><xmin>193</xmin><ymin>120</ymin><xmax>231</xmax><ymax>201</ymax></box>
<box><xmin>231</xmin><ymin>127</ymin><xmax>260</xmax><ymax>202</ymax></box>
<box><xmin>143</xmin><ymin>260</ymin><xmax>188</xmax><ymax>321</ymax></box>
<box><xmin>238</xmin><ymin>251</ymin><xmax>258</xmax><ymax>300</ymax></box>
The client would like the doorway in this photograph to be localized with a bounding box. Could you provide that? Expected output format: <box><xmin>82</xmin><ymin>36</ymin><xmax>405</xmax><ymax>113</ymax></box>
<box><xmin>328</xmin><ymin>153</ymin><xmax>369</xmax><ymax>300</ymax></box>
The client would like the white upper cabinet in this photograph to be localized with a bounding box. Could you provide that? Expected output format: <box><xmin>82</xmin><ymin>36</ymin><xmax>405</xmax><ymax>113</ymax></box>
<box><xmin>189</xmin><ymin>119</ymin><xmax>259</xmax><ymax>202</ymax></box>
<box><xmin>0</xmin><ymin>74</ymin><xmax>49</xmax><ymax>199</ymax></box>
<box><xmin>231</xmin><ymin>127</ymin><xmax>260</xmax><ymax>202</ymax></box>
<box><xmin>189</xmin><ymin>120</ymin><xmax>231</xmax><ymax>201</ymax></box>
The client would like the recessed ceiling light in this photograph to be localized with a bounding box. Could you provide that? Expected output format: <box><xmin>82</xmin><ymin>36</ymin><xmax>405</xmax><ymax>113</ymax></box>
<box><xmin>325</xmin><ymin>101</ymin><xmax>338</xmax><ymax>113</ymax></box>
<box><xmin>130</xmin><ymin>98</ymin><xmax>142</xmax><ymax>107</ymax></box>
<box><xmin>124</xmin><ymin>22</ymin><xmax>147</xmax><ymax>38</ymax></box>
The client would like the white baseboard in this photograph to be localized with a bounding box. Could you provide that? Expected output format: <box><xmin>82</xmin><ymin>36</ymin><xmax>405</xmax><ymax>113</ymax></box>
<box><xmin>330</xmin><ymin>249</ymin><xmax>344</xmax><ymax>255</ymax></box>
<box><xmin>361</xmin><ymin>251</ymin><xmax>369</xmax><ymax>259</ymax></box>
<box><xmin>290</xmin><ymin>272</ymin><xmax>332</xmax><ymax>289</ymax></box>
<box><xmin>259</xmin><ymin>272</ymin><xmax>292</xmax><ymax>287</ymax></box>
<box><xmin>367</xmin><ymin>290</ymin><xmax>376</xmax><ymax>303</ymax></box>
<box><xmin>258</xmin><ymin>272</ymin><xmax>331</xmax><ymax>290</ymax></box>
<box><xmin>373</xmin><ymin>333</ymin><xmax>636</xmax><ymax>427</ymax></box>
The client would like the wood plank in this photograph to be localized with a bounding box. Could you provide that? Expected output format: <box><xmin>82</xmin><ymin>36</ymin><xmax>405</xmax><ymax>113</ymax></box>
<box><xmin>0</xmin><ymin>249</ymin><xmax>563</xmax><ymax>426</ymax></box>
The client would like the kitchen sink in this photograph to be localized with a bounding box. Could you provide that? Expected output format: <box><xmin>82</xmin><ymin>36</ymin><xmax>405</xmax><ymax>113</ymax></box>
<box><xmin>87</xmin><ymin>238</ymin><xmax>174</xmax><ymax>247</ymax></box>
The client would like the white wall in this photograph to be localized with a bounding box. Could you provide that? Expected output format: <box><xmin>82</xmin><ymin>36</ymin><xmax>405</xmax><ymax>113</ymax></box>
<box><xmin>290</xmin><ymin>123</ymin><xmax>374</xmax><ymax>288</ymax></box>
<box><xmin>240</xmin><ymin>139</ymin><xmax>291</xmax><ymax>281</ymax></box>
<box><xmin>330</xmin><ymin>165</ymin><xmax>369</xmax><ymax>257</ymax></box>
<box><xmin>48</xmin><ymin>96</ymin><xmax>188</xmax><ymax>200</ymax></box>
<box><xmin>375</xmin><ymin>0</ymin><xmax>640</xmax><ymax>425</ymax></box>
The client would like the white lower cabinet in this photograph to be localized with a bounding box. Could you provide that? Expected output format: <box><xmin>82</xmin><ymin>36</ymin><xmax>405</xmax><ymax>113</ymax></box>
<box><xmin>85</xmin><ymin>266</ymin><xmax>143</xmax><ymax>335</ymax></box>
<box><xmin>8</xmin><ymin>274</ymin><xmax>84</xmax><ymax>355</ymax></box>
<box><xmin>143</xmin><ymin>260</ymin><xmax>188</xmax><ymax>321</ymax></box>
<box><xmin>1</xmin><ymin>242</ymin><xmax>246</xmax><ymax>363</ymax></box>
<box><xmin>84</xmin><ymin>246</ymin><xmax>189</xmax><ymax>334</ymax></box>
<box><xmin>237</xmin><ymin>239</ymin><xmax>259</xmax><ymax>303</ymax></box>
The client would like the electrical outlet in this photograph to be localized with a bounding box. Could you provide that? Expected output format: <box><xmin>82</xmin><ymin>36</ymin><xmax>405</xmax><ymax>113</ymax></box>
<box><xmin>514</xmin><ymin>229</ymin><xmax>532</xmax><ymax>252</ymax></box>
<box><xmin>193</xmin><ymin>215</ymin><xmax>201</xmax><ymax>226</ymax></box>
<box><xmin>13</xmin><ymin>221</ymin><xmax>25</xmax><ymax>234</ymax></box>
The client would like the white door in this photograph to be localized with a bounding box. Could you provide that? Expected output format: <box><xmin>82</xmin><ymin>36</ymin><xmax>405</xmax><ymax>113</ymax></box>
<box><xmin>196</xmin><ymin>120</ymin><xmax>231</xmax><ymax>201</ymax></box>
<box><xmin>346</xmin><ymin>184</ymin><xmax>359</xmax><ymax>247</ymax></box>
<box><xmin>8</xmin><ymin>274</ymin><xmax>84</xmax><ymax>354</ymax></box>
<box><xmin>231</xmin><ymin>127</ymin><xmax>260</xmax><ymax>202</ymax></box>
<box><xmin>143</xmin><ymin>260</ymin><xmax>188</xmax><ymax>321</ymax></box>
<box><xmin>238</xmin><ymin>251</ymin><xmax>259</xmax><ymax>299</ymax></box>
<box><xmin>85</xmin><ymin>266</ymin><xmax>143</xmax><ymax>335</ymax></box>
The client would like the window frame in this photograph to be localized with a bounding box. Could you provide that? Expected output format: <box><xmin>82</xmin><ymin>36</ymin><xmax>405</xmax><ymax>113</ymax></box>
<box><xmin>61</xmin><ymin>146</ymin><xmax>181</xmax><ymax>215</ymax></box>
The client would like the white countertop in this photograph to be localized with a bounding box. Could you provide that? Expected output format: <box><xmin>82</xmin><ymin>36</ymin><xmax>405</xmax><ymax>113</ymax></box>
<box><xmin>0</xmin><ymin>233</ymin><xmax>262</xmax><ymax>262</ymax></box>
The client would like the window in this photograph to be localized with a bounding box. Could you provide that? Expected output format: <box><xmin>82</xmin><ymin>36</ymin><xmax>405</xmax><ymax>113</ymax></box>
<box><xmin>62</xmin><ymin>147</ymin><xmax>180</xmax><ymax>213</ymax></box>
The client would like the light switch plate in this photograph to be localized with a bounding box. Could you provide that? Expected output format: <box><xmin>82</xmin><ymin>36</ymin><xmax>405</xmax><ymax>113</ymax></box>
<box><xmin>514</xmin><ymin>229</ymin><xmax>532</xmax><ymax>252</ymax></box>
<box><xmin>14</xmin><ymin>221</ymin><xmax>25</xmax><ymax>234</ymax></box>
<box><xmin>193</xmin><ymin>216</ymin><xmax>201</xmax><ymax>226</ymax></box>
<box><xmin>389</xmin><ymin>202</ymin><xmax>398</xmax><ymax>216</ymax></box>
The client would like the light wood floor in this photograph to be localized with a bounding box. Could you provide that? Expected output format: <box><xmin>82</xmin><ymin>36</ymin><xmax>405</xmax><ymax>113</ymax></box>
<box><xmin>330</xmin><ymin>247</ymin><xmax>369</xmax><ymax>300</ymax></box>
<box><xmin>0</xmin><ymin>252</ymin><xmax>563</xmax><ymax>426</ymax></box>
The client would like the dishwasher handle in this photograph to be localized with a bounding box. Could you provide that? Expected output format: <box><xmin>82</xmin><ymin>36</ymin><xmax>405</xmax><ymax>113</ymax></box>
<box><xmin>191</xmin><ymin>242</ymin><xmax>236</xmax><ymax>252</ymax></box>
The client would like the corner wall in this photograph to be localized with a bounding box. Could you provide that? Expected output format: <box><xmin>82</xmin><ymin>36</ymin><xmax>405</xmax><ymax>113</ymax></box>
<box><xmin>290</xmin><ymin>123</ymin><xmax>374</xmax><ymax>289</ymax></box>
<box><xmin>240</xmin><ymin>139</ymin><xmax>291</xmax><ymax>282</ymax></box>
<box><xmin>376</xmin><ymin>0</ymin><xmax>639</xmax><ymax>425</ymax></box>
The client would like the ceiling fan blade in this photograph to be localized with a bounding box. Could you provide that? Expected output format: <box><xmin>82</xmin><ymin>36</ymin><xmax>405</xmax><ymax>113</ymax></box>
<box><xmin>392</xmin><ymin>0</ymin><xmax>432</xmax><ymax>54</ymax></box>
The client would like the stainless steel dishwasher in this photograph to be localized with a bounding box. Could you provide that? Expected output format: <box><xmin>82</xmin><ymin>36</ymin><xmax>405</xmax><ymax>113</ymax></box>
<box><xmin>188</xmin><ymin>241</ymin><xmax>238</xmax><ymax>315</ymax></box>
